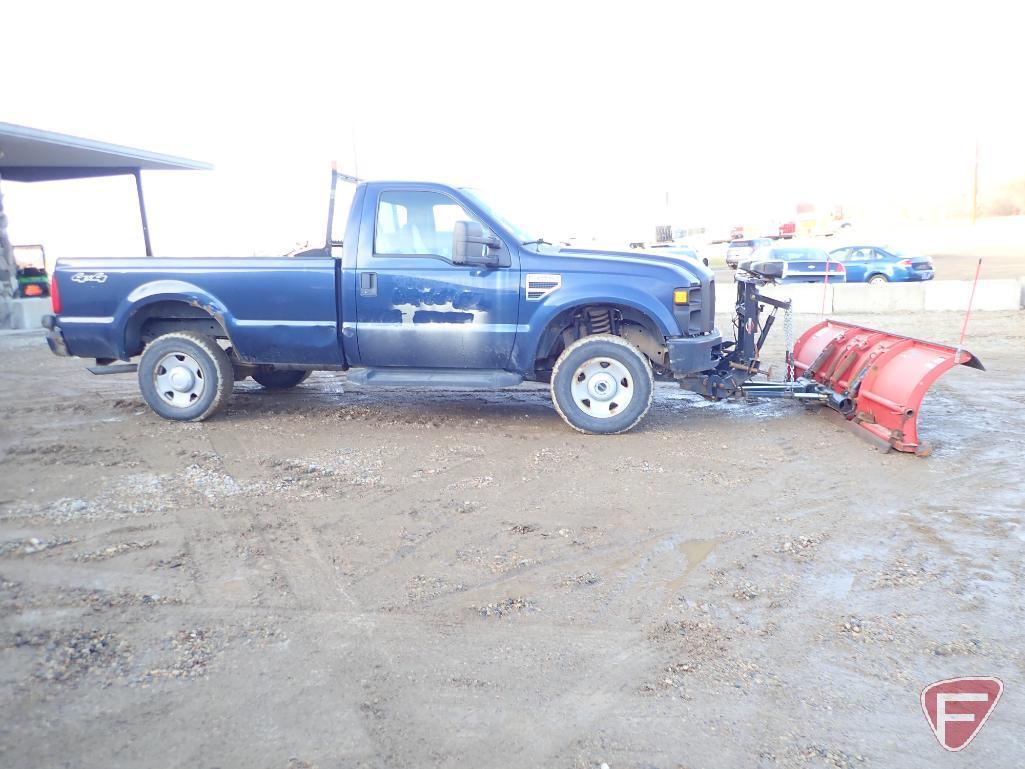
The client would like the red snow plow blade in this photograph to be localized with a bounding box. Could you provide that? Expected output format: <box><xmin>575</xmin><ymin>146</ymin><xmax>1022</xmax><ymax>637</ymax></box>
<box><xmin>792</xmin><ymin>320</ymin><xmax>983</xmax><ymax>454</ymax></box>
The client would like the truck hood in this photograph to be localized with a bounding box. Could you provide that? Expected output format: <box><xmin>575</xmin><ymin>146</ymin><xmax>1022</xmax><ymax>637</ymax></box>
<box><xmin>545</xmin><ymin>246</ymin><xmax>713</xmax><ymax>286</ymax></box>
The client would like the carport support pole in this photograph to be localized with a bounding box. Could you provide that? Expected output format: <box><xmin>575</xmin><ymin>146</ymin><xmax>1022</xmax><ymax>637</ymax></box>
<box><xmin>0</xmin><ymin>169</ymin><xmax>15</xmax><ymax>328</ymax></box>
<box><xmin>133</xmin><ymin>168</ymin><xmax>153</xmax><ymax>257</ymax></box>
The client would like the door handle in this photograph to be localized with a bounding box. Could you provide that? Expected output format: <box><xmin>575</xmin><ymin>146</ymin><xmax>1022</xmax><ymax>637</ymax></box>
<box><xmin>359</xmin><ymin>272</ymin><xmax>378</xmax><ymax>297</ymax></box>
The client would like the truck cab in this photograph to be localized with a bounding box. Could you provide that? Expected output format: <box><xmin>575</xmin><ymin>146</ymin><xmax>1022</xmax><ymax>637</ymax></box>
<box><xmin>338</xmin><ymin>181</ymin><xmax>718</xmax><ymax>378</ymax></box>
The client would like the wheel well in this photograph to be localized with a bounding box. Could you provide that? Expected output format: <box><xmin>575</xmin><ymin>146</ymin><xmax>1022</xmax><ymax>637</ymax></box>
<box><xmin>533</xmin><ymin>303</ymin><xmax>667</xmax><ymax>379</ymax></box>
<box><xmin>125</xmin><ymin>300</ymin><xmax>229</xmax><ymax>357</ymax></box>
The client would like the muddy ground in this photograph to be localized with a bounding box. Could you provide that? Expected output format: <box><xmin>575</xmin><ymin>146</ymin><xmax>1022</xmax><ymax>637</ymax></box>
<box><xmin>1</xmin><ymin>311</ymin><xmax>1023</xmax><ymax>769</ymax></box>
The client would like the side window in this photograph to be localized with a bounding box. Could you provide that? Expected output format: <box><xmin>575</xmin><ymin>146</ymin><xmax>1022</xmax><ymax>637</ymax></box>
<box><xmin>374</xmin><ymin>190</ymin><xmax>491</xmax><ymax>260</ymax></box>
<box><xmin>830</xmin><ymin>248</ymin><xmax>850</xmax><ymax>262</ymax></box>
<box><xmin>849</xmin><ymin>248</ymin><xmax>873</xmax><ymax>261</ymax></box>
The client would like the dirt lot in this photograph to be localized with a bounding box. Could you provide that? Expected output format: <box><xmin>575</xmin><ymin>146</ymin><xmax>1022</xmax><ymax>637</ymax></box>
<box><xmin>1</xmin><ymin>311</ymin><xmax>1023</xmax><ymax>769</ymax></box>
<box><xmin>926</xmin><ymin>252</ymin><xmax>1025</xmax><ymax>280</ymax></box>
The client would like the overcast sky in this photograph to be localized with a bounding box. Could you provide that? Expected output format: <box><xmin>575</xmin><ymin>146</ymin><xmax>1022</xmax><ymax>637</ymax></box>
<box><xmin>3</xmin><ymin>1</ymin><xmax>1023</xmax><ymax>257</ymax></box>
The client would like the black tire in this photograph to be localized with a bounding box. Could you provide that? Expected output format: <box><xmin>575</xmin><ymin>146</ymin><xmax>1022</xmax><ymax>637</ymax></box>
<box><xmin>550</xmin><ymin>334</ymin><xmax>654</xmax><ymax>435</ymax></box>
<box><xmin>868</xmin><ymin>274</ymin><xmax>889</xmax><ymax>285</ymax></box>
<box><xmin>137</xmin><ymin>331</ymin><xmax>234</xmax><ymax>422</ymax></box>
<box><xmin>252</xmin><ymin>369</ymin><xmax>311</xmax><ymax>389</ymax></box>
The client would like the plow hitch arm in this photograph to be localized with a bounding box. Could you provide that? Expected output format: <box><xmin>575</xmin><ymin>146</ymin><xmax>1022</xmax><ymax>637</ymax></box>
<box><xmin>741</xmin><ymin>380</ymin><xmax>857</xmax><ymax>417</ymax></box>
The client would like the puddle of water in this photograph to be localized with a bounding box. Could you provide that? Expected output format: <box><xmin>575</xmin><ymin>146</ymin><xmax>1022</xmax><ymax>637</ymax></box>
<box><xmin>604</xmin><ymin>535</ymin><xmax>719</xmax><ymax>597</ymax></box>
<box><xmin>655</xmin><ymin>385</ymin><xmax>800</xmax><ymax>420</ymax></box>
<box><xmin>835</xmin><ymin>540</ymin><xmax>890</xmax><ymax>563</ymax></box>
<box><xmin>810</xmin><ymin>570</ymin><xmax>855</xmax><ymax>599</ymax></box>
<box><xmin>666</xmin><ymin>537</ymin><xmax>719</xmax><ymax>595</ymax></box>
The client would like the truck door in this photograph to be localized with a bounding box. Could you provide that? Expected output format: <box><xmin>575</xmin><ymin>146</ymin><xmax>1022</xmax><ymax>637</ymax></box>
<box><xmin>354</xmin><ymin>189</ymin><xmax>519</xmax><ymax>369</ymax></box>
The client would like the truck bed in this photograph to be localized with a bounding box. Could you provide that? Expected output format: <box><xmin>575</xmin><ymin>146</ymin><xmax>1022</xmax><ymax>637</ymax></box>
<box><xmin>52</xmin><ymin>256</ymin><xmax>343</xmax><ymax>365</ymax></box>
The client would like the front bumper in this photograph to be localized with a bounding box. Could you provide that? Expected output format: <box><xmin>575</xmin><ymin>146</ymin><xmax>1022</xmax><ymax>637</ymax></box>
<box><xmin>42</xmin><ymin>315</ymin><xmax>70</xmax><ymax>357</ymax></box>
<box><xmin>667</xmin><ymin>331</ymin><xmax>723</xmax><ymax>374</ymax></box>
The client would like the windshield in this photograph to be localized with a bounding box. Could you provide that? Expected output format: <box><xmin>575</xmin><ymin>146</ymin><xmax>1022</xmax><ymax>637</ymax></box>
<box><xmin>460</xmin><ymin>188</ymin><xmax>534</xmax><ymax>244</ymax></box>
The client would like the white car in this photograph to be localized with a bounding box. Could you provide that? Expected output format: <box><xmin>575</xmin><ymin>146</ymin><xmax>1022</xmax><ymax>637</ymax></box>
<box><xmin>726</xmin><ymin>238</ymin><xmax>773</xmax><ymax>269</ymax></box>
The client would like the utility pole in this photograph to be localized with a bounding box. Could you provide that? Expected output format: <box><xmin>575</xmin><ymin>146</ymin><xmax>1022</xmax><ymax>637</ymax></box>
<box><xmin>971</xmin><ymin>138</ymin><xmax>979</xmax><ymax>225</ymax></box>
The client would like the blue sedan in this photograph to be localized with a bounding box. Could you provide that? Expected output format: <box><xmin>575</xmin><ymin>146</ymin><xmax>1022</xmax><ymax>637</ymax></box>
<box><xmin>828</xmin><ymin>245</ymin><xmax>934</xmax><ymax>284</ymax></box>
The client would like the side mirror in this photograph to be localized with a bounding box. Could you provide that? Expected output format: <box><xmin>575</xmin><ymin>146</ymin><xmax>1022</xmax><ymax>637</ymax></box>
<box><xmin>453</xmin><ymin>221</ymin><xmax>501</xmax><ymax>266</ymax></box>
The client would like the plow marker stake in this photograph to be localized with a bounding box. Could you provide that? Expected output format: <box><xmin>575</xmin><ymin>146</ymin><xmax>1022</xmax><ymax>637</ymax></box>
<box><xmin>792</xmin><ymin>320</ymin><xmax>983</xmax><ymax>454</ymax></box>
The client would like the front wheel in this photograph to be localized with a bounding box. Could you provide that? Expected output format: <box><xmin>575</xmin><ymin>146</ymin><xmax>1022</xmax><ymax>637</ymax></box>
<box><xmin>138</xmin><ymin>331</ymin><xmax>234</xmax><ymax>421</ymax></box>
<box><xmin>868</xmin><ymin>274</ymin><xmax>889</xmax><ymax>285</ymax></box>
<box><xmin>550</xmin><ymin>334</ymin><xmax>654</xmax><ymax>434</ymax></box>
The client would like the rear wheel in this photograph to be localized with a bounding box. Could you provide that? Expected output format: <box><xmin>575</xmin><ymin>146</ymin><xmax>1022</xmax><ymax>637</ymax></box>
<box><xmin>138</xmin><ymin>331</ymin><xmax>234</xmax><ymax>421</ymax></box>
<box><xmin>868</xmin><ymin>274</ymin><xmax>889</xmax><ymax>285</ymax></box>
<box><xmin>550</xmin><ymin>334</ymin><xmax>653</xmax><ymax>434</ymax></box>
<box><xmin>252</xmin><ymin>369</ymin><xmax>311</xmax><ymax>389</ymax></box>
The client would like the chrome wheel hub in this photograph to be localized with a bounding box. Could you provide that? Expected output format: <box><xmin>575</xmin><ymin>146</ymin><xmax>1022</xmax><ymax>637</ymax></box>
<box><xmin>154</xmin><ymin>352</ymin><xmax>205</xmax><ymax>408</ymax></box>
<box><xmin>587</xmin><ymin>371</ymin><xmax>618</xmax><ymax>401</ymax></box>
<box><xmin>168</xmin><ymin>366</ymin><xmax>195</xmax><ymax>392</ymax></box>
<box><xmin>570</xmin><ymin>357</ymin><xmax>634</xmax><ymax>418</ymax></box>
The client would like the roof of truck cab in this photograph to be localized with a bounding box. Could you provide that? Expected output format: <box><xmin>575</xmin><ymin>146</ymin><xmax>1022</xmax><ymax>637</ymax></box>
<box><xmin>0</xmin><ymin>122</ymin><xmax>211</xmax><ymax>182</ymax></box>
<box><xmin>359</xmin><ymin>180</ymin><xmax>459</xmax><ymax>187</ymax></box>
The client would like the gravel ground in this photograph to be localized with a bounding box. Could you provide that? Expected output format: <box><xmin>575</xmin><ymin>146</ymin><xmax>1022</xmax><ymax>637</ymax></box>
<box><xmin>1</xmin><ymin>311</ymin><xmax>1023</xmax><ymax>769</ymax></box>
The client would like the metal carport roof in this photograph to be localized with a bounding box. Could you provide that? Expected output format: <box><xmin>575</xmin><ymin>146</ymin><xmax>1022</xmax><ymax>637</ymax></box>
<box><xmin>0</xmin><ymin>121</ymin><xmax>211</xmax><ymax>182</ymax></box>
<box><xmin>0</xmin><ymin>122</ymin><xmax>211</xmax><ymax>265</ymax></box>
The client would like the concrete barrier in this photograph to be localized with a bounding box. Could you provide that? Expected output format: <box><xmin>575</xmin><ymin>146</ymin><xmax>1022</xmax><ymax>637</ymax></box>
<box><xmin>760</xmin><ymin>283</ymin><xmax>833</xmax><ymax>314</ymax></box>
<box><xmin>715</xmin><ymin>282</ymin><xmax>832</xmax><ymax>314</ymax></box>
<box><xmin>8</xmin><ymin>297</ymin><xmax>50</xmax><ymax>330</ymax></box>
<box><xmin>922</xmin><ymin>278</ymin><xmax>1020</xmax><ymax>312</ymax></box>
<box><xmin>833</xmin><ymin>283</ymin><xmax>925</xmax><ymax>313</ymax></box>
<box><xmin>715</xmin><ymin>278</ymin><xmax>1024</xmax><ymax>314</ymax></box>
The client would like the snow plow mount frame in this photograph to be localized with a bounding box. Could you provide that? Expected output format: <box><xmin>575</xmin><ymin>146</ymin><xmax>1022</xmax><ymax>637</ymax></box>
<box><xmin>676</xmin><ymin>278</ymin><xmax>983</xmax><ymax>455</ymax></box>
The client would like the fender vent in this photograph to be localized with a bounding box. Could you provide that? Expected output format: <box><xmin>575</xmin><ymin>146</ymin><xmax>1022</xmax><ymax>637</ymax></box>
<box><xmin>526</xmin><ymin>273</ymin><xmax>562</xmax><ymax>301</ymax></box>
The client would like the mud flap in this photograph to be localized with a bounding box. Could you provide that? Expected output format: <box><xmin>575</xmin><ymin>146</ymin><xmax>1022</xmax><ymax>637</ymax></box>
<box><xmin>792</xmin><ymin>320</ymin><xmax>983</xmax><ymax>454</ymax></box>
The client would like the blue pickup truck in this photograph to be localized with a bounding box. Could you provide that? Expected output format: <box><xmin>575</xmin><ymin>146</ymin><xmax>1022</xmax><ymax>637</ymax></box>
<box><xmin>43</xmin><ymin>176</ymin><xmax>809</xmax><ymax>434</ymax></box>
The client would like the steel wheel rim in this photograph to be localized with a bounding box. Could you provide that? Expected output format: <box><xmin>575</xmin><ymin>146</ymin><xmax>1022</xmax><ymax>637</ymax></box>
<box><xmin>570</xmin><ymin>356</ymin><xmax>634</xmax><ymax>418</ymax></box>
<box><xmin>154</xmin><ymin>352</ymin><xmax>205</xmax><ymax>408</ymax></box>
